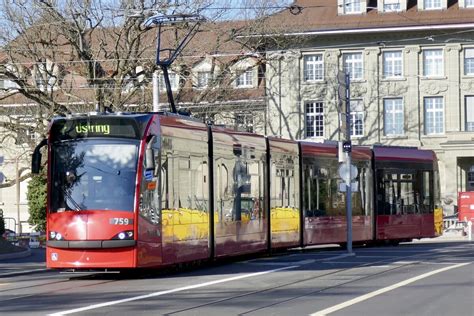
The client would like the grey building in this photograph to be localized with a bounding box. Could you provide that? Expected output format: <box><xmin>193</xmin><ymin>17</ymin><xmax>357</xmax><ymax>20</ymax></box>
<box><xmin>263</xmin><ymin>0</ymin><xmax>474</xmax><ymax>212</ymax></box>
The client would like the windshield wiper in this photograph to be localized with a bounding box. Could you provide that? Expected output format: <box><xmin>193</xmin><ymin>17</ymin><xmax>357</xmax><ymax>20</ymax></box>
<box><xmin>61</xmin><ymin>187</ymin><xmax>83</xmax><ymax>212</ymax></box>
<box><xmin>87</xmin><ymin>164</ymin><xmax>123</xmax><ymax>176</ymax></box>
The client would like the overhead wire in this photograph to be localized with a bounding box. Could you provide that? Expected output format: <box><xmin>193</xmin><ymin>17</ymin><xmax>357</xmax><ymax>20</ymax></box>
<box><xmin>1</xmin><ymin>2</ymin><xmax>474</xmax><ymax>92</ymax></box>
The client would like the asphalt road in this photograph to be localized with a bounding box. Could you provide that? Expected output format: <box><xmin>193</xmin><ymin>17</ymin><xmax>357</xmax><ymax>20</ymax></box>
<box><xmin>0</xmin><ymin>241</ymin><xmax>472</xmax><ymax>316</ymax></box>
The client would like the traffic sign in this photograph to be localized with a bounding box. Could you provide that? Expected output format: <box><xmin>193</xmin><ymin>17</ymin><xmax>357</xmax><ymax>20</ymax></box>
<box><xmin>338</xmin><ymin>162</ymin><xmax>358</xmax><ymax>184</ymax></box>
<box><xmin>342</xmin><ymin>141</ymin><xmax>352</xmax><ymax>152</ymax></box>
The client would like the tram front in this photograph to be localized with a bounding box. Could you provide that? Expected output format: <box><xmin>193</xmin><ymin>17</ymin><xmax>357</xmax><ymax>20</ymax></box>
<box><xmin>33</xmin><ymin>114</ymin><xmax>153</xmax><ymax>269</ymax></box>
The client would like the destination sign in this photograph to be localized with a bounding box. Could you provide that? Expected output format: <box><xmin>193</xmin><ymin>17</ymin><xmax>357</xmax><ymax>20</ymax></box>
<box><xmin>50</xmin><ymin>117</ymin><xmax>143</xmax><ymax>141</ymax></box>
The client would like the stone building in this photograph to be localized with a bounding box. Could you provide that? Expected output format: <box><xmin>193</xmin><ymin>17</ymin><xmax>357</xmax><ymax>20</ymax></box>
<box><xmin>262</xmin><ymin>0</ymin><xmax>474</xmax><ymax>213</ymax></box>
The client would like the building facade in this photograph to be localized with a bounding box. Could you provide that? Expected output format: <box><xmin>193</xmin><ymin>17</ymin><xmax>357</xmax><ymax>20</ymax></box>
<box><xmin>1</xmin><ymin>0</ymin><xmax>474</xmax><ymax>230</ymax></box>
<box><xmin>264</xmin><ymin>0</ymin><xmax>474</xmax><ymax>213</ymax></box>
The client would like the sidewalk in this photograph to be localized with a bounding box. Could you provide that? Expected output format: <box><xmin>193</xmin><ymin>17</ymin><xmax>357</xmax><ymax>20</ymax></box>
<box><xmin>0</xmin><ymin>243</ymin><xmax>47</xmax><ymax>277</ymax></box>
<box><xmin>0</xmin><ymin>239</ymin><xmax>31</xmax><ymax>260</ymax></box>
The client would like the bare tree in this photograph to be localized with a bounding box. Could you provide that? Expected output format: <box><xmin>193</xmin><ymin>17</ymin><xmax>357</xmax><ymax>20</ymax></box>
<box><xmin>0</xmin><ymin>0</ymin><xmax>295</xmax><ymax>189</ymax></box>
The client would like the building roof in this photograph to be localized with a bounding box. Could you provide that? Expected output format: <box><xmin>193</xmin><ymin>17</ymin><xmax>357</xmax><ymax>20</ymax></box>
<box><xmin>263</xmin><ymin>0</ymin><xmax>474</xmax><ymax>36</ymax></box>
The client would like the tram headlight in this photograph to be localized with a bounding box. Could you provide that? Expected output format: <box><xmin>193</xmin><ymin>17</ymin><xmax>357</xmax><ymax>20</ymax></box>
<box><xmin>49</xmin><ymin>231</ymin><xmax>64</xmax><ymax>240</ymax></box>
<box><xmin>112</xmin><ymin>230</ymin><xmax>134</xmax><ymax>240</ymax></box>
<box><xmin>49</xmin><ymin>231</ymin><xmax>63</xmax><ymax>240</ymax></box>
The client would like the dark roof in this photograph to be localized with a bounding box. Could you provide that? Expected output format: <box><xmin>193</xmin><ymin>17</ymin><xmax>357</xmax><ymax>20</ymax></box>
<box><xmin>263</xmin><ymin>0</ymin><xmax>474</xmax><ymax>35</ymax></box>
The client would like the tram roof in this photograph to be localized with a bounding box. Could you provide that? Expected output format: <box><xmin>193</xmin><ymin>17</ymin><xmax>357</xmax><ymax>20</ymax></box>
<box><xmin>373</xmin><ymin>146</ymin><xmax>435</xmax><ymax>164</ymax></box>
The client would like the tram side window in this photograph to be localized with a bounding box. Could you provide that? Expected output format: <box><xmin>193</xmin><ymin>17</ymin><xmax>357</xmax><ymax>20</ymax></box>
<box><xmin>352</xmin><ymin>162</ymin><xmax>373</xmax><ymax>217</ymax></box>
<box><xmin>378</xmin><ymin>170</ymin><xmax>432</xmax><ymax>215</ymax></box>
<box><xmin>216</xmin><ymin>150</ymin><xmax>264</xmax><ymax>223</ymax></box>
<box><xmin>139</xmin><ymin>136</ymin><xmax>160</xmax><ymax>224</ymax></box>
<box><xmin>303</xmin><ymin>165</ymin><xmax>330</xmax><ymax>217</ymax></box>
<box><xmin>270</xmin><ymin>153</ymin><xmax>299</xmax><ymax>211</ymax></box>
<box><xmin>160</xmin><ymin>136</ymin><xmax>208</xmax><ymax>214</ymax></box>
<box><xmin>216</xmin><ymin>158</ymin><xmax>232</xmax><ymax>222</ymax></box>
<box><xmin>177</xmin><ymin>156</ymin><xmax>207</xmax><ymax>211</ymax></box>
<box><xmin>418</xmin><ymin>170</ymin><xmax>433</xmax><ymax>214</ymax></box>
<box><xmin>303</xmin><ymin>158</ymin><xmax>344</xmax><ymax>217</ymax></box>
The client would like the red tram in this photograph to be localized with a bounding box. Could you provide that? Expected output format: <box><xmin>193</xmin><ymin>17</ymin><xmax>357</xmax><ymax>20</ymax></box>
<box><xmin>31</xmin><ymin>112</ymin><xmax>441</xmax><ymax>270</ymax></box>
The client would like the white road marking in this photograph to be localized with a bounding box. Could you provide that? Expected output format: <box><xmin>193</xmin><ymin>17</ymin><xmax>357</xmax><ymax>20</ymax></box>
<box><xmin>0</xmin><ymin>269</ymin><xmax>47</xmax><ymax>277</ymax></box>
<box><xmin>48</xmin><ymin>265</ymin><xmax>298</xmax><ymax>316</ymax></box>
<box><xmin>245</xmin><ymin>253</ymin><xmax>354</xmax><ymax>266</ymax></box>
<box><xmin>249</xmin><ymin>259</ymin><xmax>316</xmax><ymax>266</ymax></box>
<box><xmin>310</xmin><ymin>262</ymin><xmax>471</xmax><ymax>316</ymax></box>
<box><xmin>322</xmin><ymin>262</ymin><xmax>390</xmax><ymax>267</ymax></box>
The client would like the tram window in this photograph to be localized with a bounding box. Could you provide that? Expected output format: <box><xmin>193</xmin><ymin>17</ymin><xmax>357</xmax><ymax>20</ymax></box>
<box><xmin>139</xmin><ymin>136</ymin><xmax>160</xmax><ymax>224</ymax></box>
<box><xmin>216</xmin><ymin>158</ymin><xmax>233</xmax><ymax>222</ymax></box>
<box><xmin>303</xmin><ymin>158</ymin><xmax>347</xmax><ymax>217</ymax></box>
<box><xmin>51</xmin><ymin>141</ymin><xmax>138</xmax><ymax>212</ymax></box>
<box><xmin>270</xmin><ymin>153</ymin><xmax>299</xmax><ymax>211</ymax></box>
<box><xmin>178</xmin><ymin>157</ymin><xmax>191</xmax><ymax>209</ymax></box>
<box><xmin>420</xmin><ymin>171</ymin><xmax>433</xmax><ymax>213</ymax></box>
<box><xmin>304</xmin><ymin>166</ymin><xmax>329</xmax><ymax>217</ymax></box>
<box><xmin>352</xmin><ymin>163</ymin><xmax>372</xmax><ymax>216</ymax></box>
<box><xmin>378</xmin><ymin>171</ymin><xmax>433</xmax><ymax>215</ymax></box>
<box><xmin>216</xmin><ymin>147</ymin><xmax>264</xmax><ymax>223</ymax></box>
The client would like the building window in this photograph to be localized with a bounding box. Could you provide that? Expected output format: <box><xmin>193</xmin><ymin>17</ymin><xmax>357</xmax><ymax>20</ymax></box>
<box><xmin>303</xmin><ymin>54</ymin><xmax>324</xmax><ymax>81</ymax></box>
<box><xmin>343</xmin><ymin>0</ymin><xmax>361</xmax><ymax>14</ymax></box>
<box><xmin>384</xmin><ymin>98</ymin><xmax>404</xmax><ymax>136</ymax></box>
<box><xmin>424</xmin><ymin>97</ymin><xmax>444</xmax><ymax>135</ymax></box>
<box><xmin>383</xmin><ymin>50</ymin><xmax>403</xmax><ymax>78</ymax></box>
<box><xmin>424</xmin><ymin>0</ymin><xmax>442</xmax><ymax>9</ymax></box>
<box><xmin>235</xmin><ymin>113</ymin><xmax>254</xmax><ymax>133</ymax></box>
<box><xmin>34</xmin><ymin>61</ymin><xmax>59</xmax><ymax>92</ymax></box>
<box><xmin>464</xmin><ymin>48</ymin><xmax>474</xmax><ymax>76</ymax></box>
<box><xmin>305</xmin><ymin>101</ymin><xmax>324</xmax><ymax>138</ymax></box>
<box><xmin>196</xmin><ymin>71</ymin><xmax>211</xmax><ymax>89</ymax></box>
<box><xmin>235</xmin><ymin>69</ymin><xmax>253</xmax><ymax>87</ymax></box>
<box><xmin>466</xmin><ymin>0</ymin><xmax>474</xmax><ymax>7</ymax></box>
<box><xmin>383</xmin><ymin>0</ymin><xmax>402</xmax><ymax>12</ymax></box>
<box><xmin>468</xmin><ymin>166</ymin><xmax>474</xmax><ymax>188</ymax></box>
<box><xmin>122</xmin><ymin>66</ymin><xmax>145</xmax><ymax>93</ymax></box>
<box><xmin>159</xmin><ymin>72</ymin><xmax>179</xmax><ymax>91</ymax></box>
<box><xmin>343</xmin><ymin>52</ymin><xmax>363</xmax><ymax>80</ymax></box>
<box><xmin>423</xmin><ymin>49</ymin><xmax>444</xmax><ymax>77</ymax></box>
<box><xmin>350</xmin><ymin>99</ymin><xmax>364</xmax><ymax>137</ymax></box>
<box><xmin>466</xmin><ymin>96</ymin><xmax>474</xmax><ymax>131</ymax></box>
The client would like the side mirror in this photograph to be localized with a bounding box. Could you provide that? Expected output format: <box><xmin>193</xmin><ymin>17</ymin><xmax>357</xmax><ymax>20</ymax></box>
<box><xmin>31</xmin><ymin>138</ymin><xmax>48</xmax><ymax>174</ymax></box>
<box><xmin>145</xmin><ymin>136</ymin><xmax>156</xmax><ymax>171</ymax></box>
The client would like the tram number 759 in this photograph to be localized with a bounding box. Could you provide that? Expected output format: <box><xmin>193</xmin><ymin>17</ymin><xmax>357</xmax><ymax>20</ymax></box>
<box><xmin>109</xmin><ymin>218</ymin><xmax>133</xmax><ymax>225</ymax></box>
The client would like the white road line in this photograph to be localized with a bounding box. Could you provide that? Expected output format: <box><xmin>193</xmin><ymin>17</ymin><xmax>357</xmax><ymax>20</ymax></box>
<box><xmin>322</xmin><ymin>261</ymin><xmax>386</xmax><ymax>265</ymax></box>
<box><xmin>48</xmin><ymin>265</ymin><xmax>298</xmax><ymax>316</ymax></box>
<box><xmin>310</xmin><ymin>262</ymin><xmax>471</xmax><ymax>316</ymax></box>
<box><xmin>249</xmin><ymin>259</ymin><xmax>316</xmax><ymax>266</ymax></box>
<box><xmin>323</xmin><ymin>253</ymin><xmax>356</xmax><ymax>261</ymax></box>
<box><xmin>0</xmin><ymin>269</ymin><xmax>48</xmax><ymax>277</ymax></box>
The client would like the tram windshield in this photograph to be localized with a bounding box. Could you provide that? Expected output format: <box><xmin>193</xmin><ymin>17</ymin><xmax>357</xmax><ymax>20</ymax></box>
<box><xmin>50</xmin><ymin>139</ymin><xmax>139</xmax><ymax>212</ymax></box>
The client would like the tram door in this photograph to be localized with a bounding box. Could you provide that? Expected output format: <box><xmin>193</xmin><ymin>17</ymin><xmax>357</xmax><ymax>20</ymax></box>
<box><xmin>137</xmin><ymin>129</ymin><xmax>162</xmax><ymax>267</ymax></box>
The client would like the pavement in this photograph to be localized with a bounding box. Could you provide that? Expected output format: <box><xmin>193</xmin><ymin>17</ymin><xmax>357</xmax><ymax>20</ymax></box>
<box><xmin>0</xmin><ymin>233</ymin><xmax>470</xmax><ymax>278</ymax></box>
<box><xmin>0</xmin><ymin>246</ymin><xmax>47</xmax><ymax>277</ymax></box>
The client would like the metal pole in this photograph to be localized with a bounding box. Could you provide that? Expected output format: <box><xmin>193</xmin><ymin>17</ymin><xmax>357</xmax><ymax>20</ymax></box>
<box><xmin>161</xmin><ymin>66</ymin><xmax>177</xmax><ymax>113</ymax></box>
<box><xmin>152</xmin><ymin>71</ymin><xmax>160</xmax><ymax>112</ymax></box>
<box><xmin>345</xmin><ymin>73</ymin><xmax>352</xmax><ymax>254</ymax></box>
<box><xmin>16</xmin><ymin>157</ymin><xmax>21</xmax><ymax>234</ymax></box>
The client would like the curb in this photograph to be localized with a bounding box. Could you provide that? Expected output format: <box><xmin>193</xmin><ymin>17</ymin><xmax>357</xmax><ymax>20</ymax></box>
<box><xmin>0</xmin><ymin>247</ymin><xmax>31</xmax><ymax>261</ymax></box>
<box><xmin>0</xmin><ymin>267</ymin><xmax>49</xmax><ymax>278</ymax></box>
